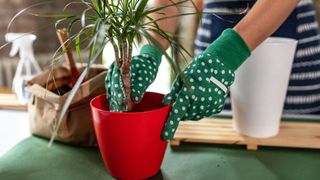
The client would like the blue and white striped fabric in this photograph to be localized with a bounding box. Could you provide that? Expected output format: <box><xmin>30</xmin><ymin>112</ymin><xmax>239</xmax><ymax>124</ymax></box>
<box><xmin>195</xmin><ymin>0</ymin><xmax>320</xmax><ymax>115</ymax></box>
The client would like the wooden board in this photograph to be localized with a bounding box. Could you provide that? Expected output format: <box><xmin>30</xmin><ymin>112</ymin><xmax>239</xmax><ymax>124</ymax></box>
<box><xmin>0</xmin><ymin>88</ymin><xmax>27</xmax><ymax>111</ymax></box>
<box><xmin>170</xmin><ymin>118</ymin><xmax>320</xmax><ymax>150</ymax></box>
<box><xmin>0</xmin><ymin>87</ymin><xmax>12</xmax><ymax>94</ymax></box>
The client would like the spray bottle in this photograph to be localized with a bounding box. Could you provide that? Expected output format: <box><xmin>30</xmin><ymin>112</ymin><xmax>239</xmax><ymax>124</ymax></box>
<box><xmin>5</xmin><ymin>33</ymin><xmax>42</xmax><ymax>104</ymax></box>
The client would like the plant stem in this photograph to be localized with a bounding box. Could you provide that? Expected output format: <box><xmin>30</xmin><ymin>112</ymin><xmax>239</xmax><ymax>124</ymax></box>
<box><xmin>111</xmin><ymin>39</ymin><xmax>121</xmax><ymax>67</ymax></box>
<box><xmin>120</xmin><ymin>41</ymin><xmax>132</xmax><ymax>111</ymax></box>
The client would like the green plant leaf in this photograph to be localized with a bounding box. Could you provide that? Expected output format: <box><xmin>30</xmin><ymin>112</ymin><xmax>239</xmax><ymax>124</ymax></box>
<box><xmin>75</xmin><ymin>34</ymin><xmax>83</xmax><ymax>64</ymax></box>
<box><xmin>29</xmin><ymin>13</ymin><xmax>75</xmax><ymax>19</ymax></box>
<box><xmin>134</xmin><ymin>0</ymin><xmax>148</xmax><ymax>22</ymax></box>
<box><xmin>6</xmin><ymin>0</ymin><xmax>74</xmax><ymax>33</ymax></box>
<box><xmin>134</xmin><ymin>26</ymin><xmax>182</xmax><ymax>76</ymax></box>
<box><xmin>142</xmin><ymin>0</ymin><xmax>189</xmax><ymax>17</ymax></box>
<box><xmin>81</xmin><ymin>7</ymin><xmax>92</xmax><ymax>27</ymax></box>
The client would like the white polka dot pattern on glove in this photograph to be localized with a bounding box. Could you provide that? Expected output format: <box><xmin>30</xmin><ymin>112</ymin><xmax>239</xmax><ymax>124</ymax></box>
<box><xmin>130</xmin><ymin>54</ymin><xmax>160</xmax><ymax>103</ymax></box>
<box><xmin>162</xmin><ymin>53</ymin><xmax>235</xmax><ymax>140</ymax></box>
<box><xmin>105</xmin><ymin>46</ymin><xmax>161</xmax><ymax>112</ymax></box>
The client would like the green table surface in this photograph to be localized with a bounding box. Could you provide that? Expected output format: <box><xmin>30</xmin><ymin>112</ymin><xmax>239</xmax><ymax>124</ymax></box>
<box><xmin>0</xmin><ymin>136</ymin><xmax>319</xmax><ymax>180</ymax></box>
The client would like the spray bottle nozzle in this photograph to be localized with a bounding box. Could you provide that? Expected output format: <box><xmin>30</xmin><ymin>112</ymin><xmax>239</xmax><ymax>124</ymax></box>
<box><xmin>5</xmin><ymin>33</ymin><xmax>37</xmax><ymax>58</ymax></box>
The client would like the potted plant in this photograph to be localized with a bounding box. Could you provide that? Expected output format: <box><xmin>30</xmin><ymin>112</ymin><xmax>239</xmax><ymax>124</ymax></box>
<box><xmin>5</xmin><ymin>0</ymin><xmax>223</xmax><ymax>179</ymax></box>
<box><xmin>36</xmin><ymin>0</ymin><xmax>199</xmax><ymax>179</ymax></box>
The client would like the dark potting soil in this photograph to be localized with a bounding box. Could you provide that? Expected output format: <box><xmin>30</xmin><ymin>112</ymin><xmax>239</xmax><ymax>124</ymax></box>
<box><xmin>52</xmin><ymin>84</ymin><xmax>72</xmax><ymax>96</ymax></box>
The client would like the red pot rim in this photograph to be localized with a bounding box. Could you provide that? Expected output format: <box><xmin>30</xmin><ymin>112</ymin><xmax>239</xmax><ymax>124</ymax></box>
<box><xmin>90</xmin><ymin>92</ymin><xmax>171</xmax><ymax>115</ymax></box>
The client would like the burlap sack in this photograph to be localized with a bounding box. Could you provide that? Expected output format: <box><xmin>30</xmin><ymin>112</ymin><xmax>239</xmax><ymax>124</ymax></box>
<box><xmin>27</xmin><ymin>65</ymin><xmax>107</xmax><ymax>146</ymax></box>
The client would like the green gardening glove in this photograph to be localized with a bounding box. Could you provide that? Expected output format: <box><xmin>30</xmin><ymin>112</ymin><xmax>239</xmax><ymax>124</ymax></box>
<box><xmin>162</xmin><ymin>29</ymin><xmax>251</xmax><ymax>140</ymax></box>
<box><xmin>106</xmin><ymin>44</ymin><xmax>162</xmax><ymax>111</ymax></box>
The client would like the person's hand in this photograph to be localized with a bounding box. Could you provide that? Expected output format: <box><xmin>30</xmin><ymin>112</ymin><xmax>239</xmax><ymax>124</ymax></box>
<box><xmin>106</xmin><ymin>45</ymin><xmax>162</xmax><ymax>111</ymax></box>
<box><xmin>161</xmin><ymin>29</ymin><xmax>251</xmax><ymax>140</ymax></box>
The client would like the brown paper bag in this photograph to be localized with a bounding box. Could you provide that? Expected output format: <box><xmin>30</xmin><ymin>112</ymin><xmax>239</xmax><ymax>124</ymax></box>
<box><xmin>27</xmin><ymin>65</ymin><xmax>107</xmax><ymax>146</ymax></box>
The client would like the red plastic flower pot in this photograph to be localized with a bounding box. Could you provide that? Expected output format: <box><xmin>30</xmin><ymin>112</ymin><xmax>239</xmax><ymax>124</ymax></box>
<box><xmin>90</xmin><ymin>92</ymin><xmax>170</xmax><ymax>180</ymax></box>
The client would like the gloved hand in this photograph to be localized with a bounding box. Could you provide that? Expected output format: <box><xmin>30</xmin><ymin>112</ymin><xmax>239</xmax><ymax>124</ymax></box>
<box><xmin>106</xmin><ymin>44</ymin><xmax>162</xmax><ymax>111</ymax></box>
<box><xmin>162</xmin><ymin>28</ymin><xmax>251</xmax><ymax>140</ymax></box>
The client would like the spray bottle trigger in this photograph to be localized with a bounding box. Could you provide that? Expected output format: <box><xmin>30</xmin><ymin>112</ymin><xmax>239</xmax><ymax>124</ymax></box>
<box><xmin>8</xmin><ymin>41</ymin><xmax>19</xmax><ymax>57</ymax></box>
<box><xmin>5</xmin><ymin>34</ymin><xmax>19</xmax><ymax>57</ymax></box>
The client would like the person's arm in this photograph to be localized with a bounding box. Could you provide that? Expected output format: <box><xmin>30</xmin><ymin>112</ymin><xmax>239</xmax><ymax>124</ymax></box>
<box><xmin>149</xmin><ymin>0</ymin><xmax>301</xmax><ymax>51</ymax></box>
<box><xmin>234</xmin><ymin>0</ymin><xmax>301</xmax><ymax>50</ymax></box>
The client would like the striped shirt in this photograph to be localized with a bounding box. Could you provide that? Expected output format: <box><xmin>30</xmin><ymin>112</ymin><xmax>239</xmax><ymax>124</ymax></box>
<box><xmin>195</xmin><ymin>0</ymin><xmax>320</xmax><ymax>115</ymax></box>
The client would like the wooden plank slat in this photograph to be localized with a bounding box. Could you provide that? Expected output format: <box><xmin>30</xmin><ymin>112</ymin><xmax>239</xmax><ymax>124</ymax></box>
<box><xmin>0</xmin><ymin>87</ymin><xmax>12</xmax><ymax>94</ymax></box>
<box><xmin>0</xmin><ymin>93</ymin><xmax>27</xmax><ymax>111</ymax></box>
<box><xmin>170</xmin><ymin>118</ymin><xmax>320</xmax><ymax>150</ymax></box>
